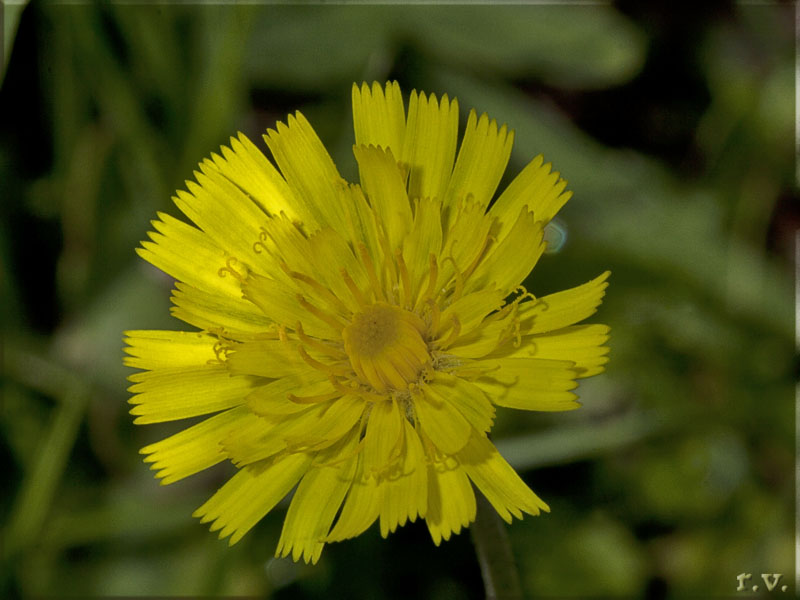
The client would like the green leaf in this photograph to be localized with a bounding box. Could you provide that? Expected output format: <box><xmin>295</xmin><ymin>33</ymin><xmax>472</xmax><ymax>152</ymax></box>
<box><xmin>406</xmin><ymin>5</ymin><xmax>646</xmax><ymax>89</ymax></box>
<box><xmin>2</xmin><ymin>1</ymin><xmax>28</xmax><ymax>80</ymax></box>
<box><xmin>3</xmin><ymin>349</ymin><xmax>88</xmax><ymax>558</ymax></box>
<box><xmin>496</xmin><ymin>410</ymin><xmax>657</xmax><ymax>472</ymax></box>
<box><xmin>245</xmin><ymin>6</ymin><xmax>392</xmax><ymax>91</ymax></box>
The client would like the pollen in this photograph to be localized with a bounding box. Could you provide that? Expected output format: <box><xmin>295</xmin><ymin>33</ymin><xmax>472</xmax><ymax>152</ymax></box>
<box><xmin>342</xmin><ymin>303</ymin><xmax>430</xmax><ymax>393</ymax></box>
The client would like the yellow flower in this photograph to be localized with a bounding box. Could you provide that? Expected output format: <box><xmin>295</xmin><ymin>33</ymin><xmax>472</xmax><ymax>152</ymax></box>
<box><xmin>124</xmin><ymin>81</ymin><xmax>610</xmax><ymax>564</ymax></box>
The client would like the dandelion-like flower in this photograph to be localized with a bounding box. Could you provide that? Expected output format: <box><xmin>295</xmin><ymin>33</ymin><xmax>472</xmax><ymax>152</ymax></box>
<box><xmin>124</xmin><ymin>81</ymin><xmax>610</xmax><ymax>564</ymax></box>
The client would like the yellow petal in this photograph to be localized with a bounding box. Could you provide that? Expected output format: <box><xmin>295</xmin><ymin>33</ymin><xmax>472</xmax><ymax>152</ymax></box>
<box><xmin>443</xmin><ymin>110</ymin><xmax>514</xmax><ymax>212</ymax></box>
<box><xmin>472</xmin><ymin>357</ymin><xmax>580</xmax><ymax>412</ymax></box>
<box><xmin>326</xmin><ymin>451</ymin><xmax>380</xmax><ymax>542</ymax></box>
<box><xmin>307</xmin><ymin>227</ymin><xmax>369</xmax><ymax>314</ymax></box>
<box><xmin>193</xmin><ymin>453</ymin><xmax>313</xmax><ymax>545</ymax></box>
<box><xmin>264</xmin><ymin>112</ymin><xmax>351</xmax><ymax>235</ymax></box>
<box><xmin>499</xmin><ymin>324</ymin><xmax>611</xmax><ymax>378</ymax></box>
<box><xmin>170</xmin><ymin>282</ymin><xmax>274</xmax><ymax>337</ymax></box>
<box><xmin>221</xmin><ymin>411</ymin><xmax>293</xmax><ymax>467</ymax></box>
<box><xmin>123</xmin><ymin>330</ymin><xmax>217</xmax><ymax>371</ymax></box>
<box><xmin>402</xmin><ymin>89</ymin><xmax>459</xmax><ymax>203</ymax></box>
<box><xmin>414</xmin><ymin>382</ymin><xmax>471</xmax><ymax>455</ymax></box>
<box><xmin>402</xmin><ymin>197</ymin><xmax>443</xmax><ymax>302</ymax></box>
<box><xmin>347</xmin><ymin>183</ymin><xmax>383</xmax><ymax>265</ymax></box>
<box><xmin>138</xmin><ymin>212</ymin><xmax>235</xmax><ymax>296</ymax></box>
<box><xmin>377</xmin><ymin>420</ymin><xmax>428</xmax><ymax>537</ymax></box>
<box><xmin>248</xmin><ymin>377</ymin><xmax>337</xmax><ymax>417</ymax></box>
<box><xmin>282</xmin><ymin>395</ymin><xmax>364</xmax><ymax>452</ymax></box>
<box><xmin>425</xmin><ymin>457</ymin><xmax>476</xmax><ymax>545</ymax></box>
<box><xmin>429</xmin><ymin>372</ymin><xmax>494</xmax><ymax>435</ymax></box>
<box><xmin>128</xmin><ymin>365</ymin><xmax>256</xmax><ymax>423</ymax></box>
<box><xmin>490</xmin><ymin>154</ymin><xmax>571</xmax><ymax>240</ymax></box>
<box><xmin>224</xmin><ymin>395</ymin><xmax>359</xmax><ymax>468</ymax></box>
<box><xmin>208</xmin><ymin>132</ymin><xmax>299</xmax><ymax>220</ymax></box>
<box><xmin>362</xmin><ymin>397</ymin><xmax>404</xmax><ymax>478</ymax></box>
<box><xmin>259</xmin><ymin>212</ymin><xmax>317</xmax><ymax>276</ymax></box>
<box><xmin>438</xmin><ymin>197</ymin><xmax>494</xmax><ymax>291</ymax></box>
<box><xmin>243</xmin><ymin>272</ymin><xmax>339</xmax><ymax>339</ymax></box>
<box><xmin>257</xmin><ymin>218</ymin><xmax>356</xmax><ymax>322</ymax></box>
<box><xmin>140</xmin><ymin>406</ymin><xmax>250</xmax><ymax>484</ymax></box>
<box><xmin>465</xmin><ymin>207</ymin><xmax>544</xmax><ymax>296</ymax></box>
<box><xmin>175</xmin><ymin>166</ymin><xmax>271</xmax><ymax>270</ymax></box>
<box><xmin>225</xmin><ymin>339</ymin><xmax>320</xmax><ymax>379</ymax></box>
<box><xmin>353</xmin><ymin>144</ymin><xmax>412</xmax><ymax>253</ymax></box>
<box><xmin>458</xmin><ymin>434</ymin><xmax>549</xmax><ymax>523</ymax></box>
<box><xmin>352</xmin><ymin>81</ymin><xmax>406</xmax><ymax>156</ymax></box>
<box><xmin>437</xmin><ymin>286</ymin><xmax>505</xmax><ymax>340</ymax></box>
<box><xmin>447</xmin><ymin>316</ymin><xmax>513</xmax><ymax>359</ymax></box>
<box><xmin>276</xmin><ymin>429</ymin><xmax>360</xmax><ymax>563</ymax></box>
<box><xmin>519</xmin><ymin>271</ymin><xmax>611</xmax><ymax>334</ymax></box>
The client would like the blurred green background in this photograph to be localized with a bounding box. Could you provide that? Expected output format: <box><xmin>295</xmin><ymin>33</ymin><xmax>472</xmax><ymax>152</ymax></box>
<box><xmin>1</xmin><ymin>3</ymin><xmax>795</xmax><ymax>598</ymax></box>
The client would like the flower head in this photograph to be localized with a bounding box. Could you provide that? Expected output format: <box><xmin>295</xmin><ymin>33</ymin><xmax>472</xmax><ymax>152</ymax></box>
<box><xmin>124</xmin><ymin>81</ymin><xmax>610</xmax><ymax>564</ymax></box>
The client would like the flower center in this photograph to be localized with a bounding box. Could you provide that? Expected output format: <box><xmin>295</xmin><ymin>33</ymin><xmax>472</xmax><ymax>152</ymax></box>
<box><xmin>342</xmin><ymin>303</ymin><xmax>430</xmax><ymax>393</ymax></box>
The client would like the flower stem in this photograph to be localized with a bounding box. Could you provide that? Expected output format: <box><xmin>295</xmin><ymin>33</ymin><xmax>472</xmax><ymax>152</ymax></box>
<box><xmin>470</xmin><ymin>493</ymin><xmax>524</xmax><ymax>600</ymax></box>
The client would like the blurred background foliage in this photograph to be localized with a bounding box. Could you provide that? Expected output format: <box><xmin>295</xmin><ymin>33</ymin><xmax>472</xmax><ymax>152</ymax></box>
<box><xmin>0</xmin><ymin>2</ymin><xmax>795</xmax><ymax>598</ymax></box>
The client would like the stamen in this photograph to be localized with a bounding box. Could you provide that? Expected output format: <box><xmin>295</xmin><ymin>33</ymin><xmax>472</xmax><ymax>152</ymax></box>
<box><xmin>297</xmin><ymin>346</ymin><xmax>352</xmax><ymax>377</ymax></box>
<box><xmin>414</xmin><ymin>254</ymin><xmax>439</xmax><ymax>311</ymax></box>
<box><xmin>288</xmin><ymin>390</ymin><xmax>341</xmax><ymax>404</ymax></box>
<box><xmin>462</xmin><ymin>231</ymin><xmax>495</xmax><ymax>281</ymax></box>
<box><xmin>378</xmin><ymin>234</ymin><xmax>398</xmax><ymax>303</ymax></box>
<box><xmin>207</xmin><ymin>325</ymin><xmax>226</xmax><ymax>337</ymax></box>
<box><xmin>512</xmin><ymin>285</ymin><xmax>536</xmax><ymax>304</ymax></box>
<box><xmin>484</xmin><ymin>286</ymin><xmax>535</xmax><ymax>347</ymax></box>
<box><xmin>275</xmin><ymin>323</ymin><xmax>289</xmax><ymax>342</ymax></box>
<box><xmin>483</xmin><ymin>300</ymin><xmax>514</xmax><ymax>325</ymax></box>
<box><xmin>296</xmin><ymin>322</ymin><xmax>347</xmax><ymax>359</ymax></box>
<box><xmin>394</xmin><ymin>249</ymin><xmax>412</xmax><ymax>310</ymax></box>
<box><xmin>435</xmin><ymin>315</ymin><xmax>462</xmax><ymax>350</ymax></box>
<box><xmin>340</xmin><ymin>268</ymin><xmax>368</xmax><ymax>308</ymax></box>
<box><xmin>217</xmin><ymin>257</ymin><xmax>245</xmax><ymax>282</ymax></box>
<box><xmin>297</xmin><ymin>294</ymin><xmax>348</xmax><ymax>332</ymax></box>
<box><xmin>331</xmin><ymin>377</ymin><xmax>385</xmax><ymax>403</ymax></box>
<box><xmin>357</xmin><ymin>243</ymin><xmax>385</xmax><ymax>302</ymax></box>
<box><xmin>399</xmin><ymin>395</ymin><xmax>416</xmax><ymax>425</ymax></box>
<box><xmin>442</xmin><ymin>255</ymin><xmax>464</xmax><ymax>302</ymax></box>
<box><xmin>493</xmin><ymin>320</ymin><xmax>513</xmax><ymax>348</ymax></box>
<box><xmin>330</xmin><ymin>377</ymin><xmax>357</xmax><ymax>395</ymax></box>
<box><xmin>449</xmin><ymin>360</ymin><xmax>501</xmax><ymax>380</ymax></box>
<box><xmin>284</xmin><ymin>264</ymin><xmax>351</xmax><ymax>317</ymax></box>
<box><xmin>417</xmin><ymin>427</ymin><xmax>444</xmax><ymax>464</ymax></box>
<box><xmin>205</xmin><ymin>326</ymin><xmax>276</xmax><ymax>347</ymax></box>
<box><xmin>353</xmin><ymin>386</ymin><xmax>388</xmax><ymax>403</ymax></box>
<box><xmin>387</xmin><ymin>400</ymin><xmax>405</xmax><ymax>465</ymax></box>
<box><xmin>424</xmin><ymin>298</ymin><xmax>441</xmax><ymax>333</ymax></box>
<box><xmin>212</xmin><ymin>340</ymin><xmax>230</xmax><ymax>362</ymax></box>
